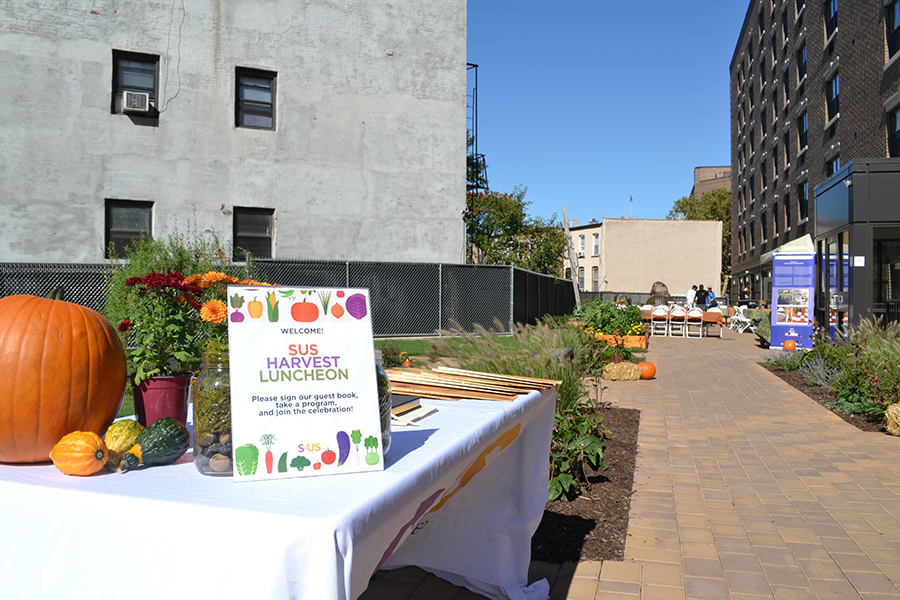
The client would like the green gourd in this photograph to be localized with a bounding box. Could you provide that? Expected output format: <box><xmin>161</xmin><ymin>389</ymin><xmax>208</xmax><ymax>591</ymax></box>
<box><xmin>118</xmin><ymin>417</ymin><xmax>190</xmax><ymax>472</ymax></box>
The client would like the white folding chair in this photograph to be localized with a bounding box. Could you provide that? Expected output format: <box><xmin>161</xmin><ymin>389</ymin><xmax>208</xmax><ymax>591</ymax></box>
<box><xmin>704</xmin><ymin>307</ymin><xmax>724</xmax><ymax>338</ymax></box>
<box><xmin>668</xmin><ymin>305</ymin><xmax>687</xmax><ymax>337</ymax></box>
<box><xmin>731</xmin><ymin>306</ymin><xmax>752</xmax><ymax>333</ymax></box>
<box><xmin>650</xmin><ymin>306</ymin><xmax>669</xmax><ymax>337</ymax></box>
<box><xmin>686</xmin><ymin>307</ymin><xmax>704</xmax><ymax>338</ymax></box>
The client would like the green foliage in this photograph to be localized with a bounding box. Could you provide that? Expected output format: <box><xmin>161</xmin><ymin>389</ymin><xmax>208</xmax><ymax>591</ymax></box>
<box><xmin>380</xmin><ymin>345</ymin><xmax>403</xmax><ymax>368</ymax></box>
<box><xmin>467</xmin><ymin>132</ymin><xmax>488</xmax><ymax>191</ymax></box>
<box><xmin>574</xmin><ymin>299</ymin><xmax>645</xmax><ymax>337</ymax></box>
<box><xmin>433</xmin><ymin>318</ymin><xmax>610</xmax><ymax>501</ymax></box>
<box><xmin>763</xmin><ymin>349</ymin><xmax>806</xmax><ymax>371</ymax></box>
<box><xmin>667</xmin><ymin>188</ymin><xmax>732</xmax><ymax>279</ymax></box>
<box><xmin>464</xmin><ymin>187</ymin><xmax>566</xmax><ymax>276</ymax></box>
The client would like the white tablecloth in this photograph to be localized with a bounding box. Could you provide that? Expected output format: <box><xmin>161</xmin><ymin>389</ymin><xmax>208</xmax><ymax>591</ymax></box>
<box><xmin>0</xmin><ymin>388</ymin><xmax>555</xmax><ymax>600</ymax></box>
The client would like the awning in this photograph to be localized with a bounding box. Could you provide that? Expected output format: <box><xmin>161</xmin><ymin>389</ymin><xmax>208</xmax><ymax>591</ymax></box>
<box><xmin>760</xmin><ymin>233</ymin><xmax>814</xmax><ymax>265</ymax></box>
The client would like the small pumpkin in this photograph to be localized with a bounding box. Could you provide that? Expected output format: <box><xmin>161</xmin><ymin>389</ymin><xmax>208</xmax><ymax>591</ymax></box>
<box><xmin>783</xmin><ymin>339</ymin><xmax>797</xmax><ymax>351</ymax></box>
<box><xmin>50</xmin><ymin>431</ymin><xmax>109</xmax><ymax>476</ymax></box>
<box><xmin>0</xmin><ymin>294</ymin><xmax>127</xmax><ymax>463</ymax></box>
<box><xmin>637</xmin><ymin>361</ymin><xmax>656</xmax><ymax>380</ymax></box>
<box><xmin>104</xmin><ymin>419</ymin><xmax>145</xmax><ymax>471</ymax></box>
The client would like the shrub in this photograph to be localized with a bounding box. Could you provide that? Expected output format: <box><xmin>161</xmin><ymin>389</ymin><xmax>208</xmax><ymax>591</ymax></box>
<box><xmin>434</xmin><ymin>318</ymin><xmax>609</xmax><ymax>501</ymax></box>
<box><xmin>797</xmin><ymin>355</ymin><xmax>842</xmax><ymax>389</ymax></box>
<box><xmin>574</xmin><ymin>299</ymin><xmax>645</xmax><ymax>336</ymax></box>
<box><xmin>764</xmin><ymin>349</ymin><xmax>806</xmax><ymax>371</ymax></box>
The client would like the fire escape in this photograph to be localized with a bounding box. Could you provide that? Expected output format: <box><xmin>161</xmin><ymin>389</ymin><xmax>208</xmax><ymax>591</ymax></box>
<box><xmin>467</xmin><ymin>63</ymin><xmax>488</xmax><ymax>192</ymax></box>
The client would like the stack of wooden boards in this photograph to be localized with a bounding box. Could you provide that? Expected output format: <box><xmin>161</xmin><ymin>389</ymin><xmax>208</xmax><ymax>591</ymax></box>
<box><xmin>385</xmin><ymin>366</ymin><xmax>561</xmax><ymax>402</ymax></box>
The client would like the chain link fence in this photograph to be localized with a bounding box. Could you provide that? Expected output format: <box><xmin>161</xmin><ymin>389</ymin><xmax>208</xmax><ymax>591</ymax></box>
<box><xmin>0</xmin><ymin>261</ymin><xmax>575</xmax><ymax>337</ymax></box>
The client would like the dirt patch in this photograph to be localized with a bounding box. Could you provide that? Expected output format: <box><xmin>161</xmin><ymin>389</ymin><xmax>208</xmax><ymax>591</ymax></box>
<box><xmin>531</xmin><ymin>403</ymin><xmax>640</xmax><ymax>563</ymax></box>
<box><xmin>763</xmin><ymin>365</ymin><xmax>886</xmax><ymax>434</ymax></box>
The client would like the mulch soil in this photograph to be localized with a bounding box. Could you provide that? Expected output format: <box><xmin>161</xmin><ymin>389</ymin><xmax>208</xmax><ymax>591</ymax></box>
<box><xmin>530</xmin><ymin>365</ymin><xmax>888</xmax><ymax>564</ymax></box>
<box><xmin>531</xmin><ymin>403</ymin><xmax>640</xmax><ymax>563</ymax></box>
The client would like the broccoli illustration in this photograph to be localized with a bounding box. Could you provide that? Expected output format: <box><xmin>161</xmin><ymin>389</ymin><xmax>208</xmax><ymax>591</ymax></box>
<box><xmin>290</xmin><ymin>455</ymin><xmax>312</xmax><ymax>471</ymax></box>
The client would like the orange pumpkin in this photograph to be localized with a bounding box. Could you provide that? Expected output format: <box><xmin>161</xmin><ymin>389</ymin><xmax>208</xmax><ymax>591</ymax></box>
<box><xmin>638</xmin><ymin>361</ymin><xmax>656</xmax><ymax>380</ymax></box>
<box><xmin>0</xmin><ymin>295</ymin><xmax>127</xmax><ymax>463</ymax></box>
<box><xmin>49</xmin><ymin>431</ymin><xmax>109</xmax><ymax>476</ymax></box>
<box><xmin>291</xmin><ymin>300</ymin><xmax>319</xmax><ymax>322</ymax></box>
<box><xmin>783</xmin><ymin>339</ymin><xmax>797</xmax><ymax>351</ymax></box>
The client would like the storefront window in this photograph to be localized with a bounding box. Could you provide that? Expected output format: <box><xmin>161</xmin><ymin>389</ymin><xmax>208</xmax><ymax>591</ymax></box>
<box><xmin>873</xmin><ymin>227</ymin><xmax>900</xmax><ymax>310</ymax></box>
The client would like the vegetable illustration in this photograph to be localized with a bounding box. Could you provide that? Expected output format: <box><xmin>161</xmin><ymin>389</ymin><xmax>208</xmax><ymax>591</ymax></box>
<box><xmin>364</xmin><ymin>435</ymin><xmax>380</xmax><ymax>465</ymax></box>
<box><xmin>336</xmin><ymin>431</ymin><xmax>351</xmax><ymax>466</ymax></box>
<box><xmin>351</xmin><ymin>429</ymin><xmax>363</xmax><ymax>465</ymax></box>
<box><xmin>248</xmin><ymin>297</ymin><xmax>264</xmax><ymax>319</ymax></box>
<box><xmin>278</xmin><ymin>290</ymin><xmax>295</xmax><ymax>298</ymax></box>
<box><xmin>277</xmin><ymin>451</ymin><xmax>288</xmax><ymax>473</ymax></box>
<box><xmin>313</xmin><ymin>462</ymin><xmax>322</xmax><ymax>470</ymax></box>
<box><xmin>291</xmin><ymin>299</ymin><xmax>319</xmax><ymax>322</ymax></box>
<box><xmin>345</xmin><ymin>293</ymin><xmax>368</xmax><ymax>320</ymax></box>
<box><xmin>260</xmin><ymin>434</ymin><xmax>277</xmax><ymax>473</ymax></box>
<box><xmin>229</xmin><ymin>293</ymin><xmax>245</xmax><ymax>322</ymax></box>
<box><xmin>290</xmin><ymin>455</ymin><xmax>311</xmax><ymax>471</ymax></box>
<box><xmin>266</xmin><ymin>292</ymin><xmax>279</xmax><ymax>322</ymax></box>
<box><xmin>336</xmin><ymin>290</ymin><xmax>345</xmax><ymax>298</ymax></box>
<box><xmin>235</xmin><ymin>443</ymin><xmax>259</xmax><ymax>476</ymax></box>
<box><xmin>321</xmin><ymin>448</ymin><xmax>336</xmax><ymax>465</ymax></box>
<box><xmin>331</xmin><ymin>304</ymin><xmax>344</xmax><ymax>318</ymax></box>
<box><xmin>318</xmin><ymin>291</ymin><xmax>332</xmax><ymax>315</ymax></box>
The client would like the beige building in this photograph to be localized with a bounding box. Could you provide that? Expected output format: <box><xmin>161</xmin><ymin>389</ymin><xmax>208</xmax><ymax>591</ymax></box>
<box><xmin>563</xmin><ymin>218</ymin><xmax>723</xmax><ymax>297</ymax></box>
<box><xmin>691</xmin><ymin>166</ymin><xmax>732</xmax><ymax>199</ymax></box>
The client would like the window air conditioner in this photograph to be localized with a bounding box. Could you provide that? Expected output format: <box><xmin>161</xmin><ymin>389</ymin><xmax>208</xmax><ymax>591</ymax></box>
<box><xmin>123</xmin><ymin>91</ymin><xmax>150</xmax><ymax>113</ymax></box>
<box><xmin>577</xmin><ymin>252</ymin><xmax>585</xmax><ymax>258</ymax></box>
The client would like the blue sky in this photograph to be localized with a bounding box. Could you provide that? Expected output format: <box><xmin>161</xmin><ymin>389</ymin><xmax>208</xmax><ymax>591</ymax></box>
<box><xmin>467</xmin><ymin>2</ymin><xmax>750</xmax><ymax>225</ymax></box>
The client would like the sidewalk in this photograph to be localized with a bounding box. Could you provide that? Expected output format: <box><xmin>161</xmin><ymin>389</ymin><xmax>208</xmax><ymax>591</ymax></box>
<box><xmin>363</xmin><ymin>331</ymin><xmax>900</xmax><ymax>600</ymax></box>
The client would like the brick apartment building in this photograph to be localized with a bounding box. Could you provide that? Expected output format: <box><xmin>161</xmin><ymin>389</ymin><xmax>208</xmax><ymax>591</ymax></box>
<box><xmin>730</xmin><ymin>0</ymin><xmax>900</xmax><ymax>309</ymax></box>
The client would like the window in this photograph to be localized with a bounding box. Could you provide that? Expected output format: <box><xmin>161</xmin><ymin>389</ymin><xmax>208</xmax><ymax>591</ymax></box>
<box><xmin>798</xmin><ymin>111</ymin><xmax>808</xmax><ymax>151</ymax></box>
<box><xmin>796</xmin><ymin>0</ymin><xmax>805</xmax><ymax>12</ymax></box>
<box><xmin>592</xmin><ymin>233</ymin><xmax>599</xmax><ymax>255</ymax></box>
<box><xmin>105</xmin><ymin>199</ymin><xmax>152</xmax><ymax>257</ymax></box>
<box><xmin>762</xmin><ymin>159</ymin><xmax>768</xmax><ymax>189</ymax></box>
<box><xmin>111</xmin><ymin>50</ymin><xmax>158</xmax><ymax>115</ymax></box>
<box><xmin>824</xmin><ymin>0</ymin><xmax>837</xmax><ymax>40</ymax></box>
<box><xmin>827</xmin><ymin>155</ymin><xmax>841</xmax><ymax>177</ymax></box>
<box><xmin>889</xmin><ymin>1</ymin><xmax>900</xmax><ymax>59</ymax></box>
<box><xmin>783</xmin><ymin>70</ymin><xmax>790</xmax><ymax>106</ymax></box>
<box><xmin>236</xmin><ymin>68</ymin><xmax>276</xmax><ymax>129</ymax></box>
<box><xmin>873</xmin><ymin>227</ymin><xmax>900</xmax><ymax>307</ymax></box>
<box><xmin>826</xmin><ymin>73</ymin><xmax>839</xmax><ymax>120</ymax></box>
<box><xmin>233</xmin><ymin>207</ymin><xmax>274</xmax><ymax>261</ymax></box>
<box><xmin>578</xmin><ymin>267</ymin><xmax>585</xmax><ymax>291</ymax></box>
<box><xmin>799</xmin><ymin>181</ymin><xmax>809</xmax><ymax>220</ymax></box>
<box><xmin>750</xmin><ymin>83</ymin><xmax>755</xmax><ymax>109</ymax></box>
<box><xmin>797</xmin><ymin>43</ymin><xmax>807</xmax><ymax>83</ymax></box>
<box><xmin>762</xmin><ymin>210</ymin><xmax>769</xmax><ymax>242</ymax></box>
<box><xmin>750</xmin><ymin>173</ymin><xmax>757</xmax><ymax>203</ymax></box>
<box><xmin>592</xmin><ymin>267</ymin><xmax>599</xmax><ymax>292</ymax></box>
<box><xmin>773</xmin><ymin>198</ymin><xmax>780</xmax><ymax>235</ymax></box>
<box><xmin>750</xmin><ymin>220</ymin><xmax>756</xmax><ymax>249</ymax></box>
<box><xmin>578</xmin><ymin>235</ymin><xmax>585</xmax><ymax>254</ymax></box>
<box><xmin>784</xmin><ymin>192</ymin><xmax>791</xmax><ymax>227</ymax></box>
<box><xmin>891</xmin><ymin>107</ymin><xmax>900</xmax><ymax>157</ymax></box>
<box><xmin>773</xmin><ymin>144</ymin><xmax>780</xmax><ymax>178</ymax></box>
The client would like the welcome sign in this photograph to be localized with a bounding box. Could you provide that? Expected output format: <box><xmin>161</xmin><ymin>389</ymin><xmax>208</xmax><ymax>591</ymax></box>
<box><xmin>226</xmin><ymin>287</ymin><xmax>385</xmax><ymax>481</ymax></box>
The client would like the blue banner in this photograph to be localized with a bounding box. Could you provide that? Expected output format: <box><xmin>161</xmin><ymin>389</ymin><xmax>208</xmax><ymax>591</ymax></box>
<box><xmin>770</xmin><ymin>254</ymin><xmax>815</xmax><ymax>349</ymax></box>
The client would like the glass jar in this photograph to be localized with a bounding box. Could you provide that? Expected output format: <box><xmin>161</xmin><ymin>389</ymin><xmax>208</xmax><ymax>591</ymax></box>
<box><xmin>375</xmin><ymin>350</ymin><xmax>392</xmax><ymax>455</ymax></box>
<box><xmin>193</xmin><ymin>350</ymin><xmax>232</xmax><ymax>475</ymax></box>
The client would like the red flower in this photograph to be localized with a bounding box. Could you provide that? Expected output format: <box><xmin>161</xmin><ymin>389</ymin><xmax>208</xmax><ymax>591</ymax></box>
<box><xmin>117</xmin><ymin>320</ymin><xmax>131</xmax><ymax>332</ymax></box>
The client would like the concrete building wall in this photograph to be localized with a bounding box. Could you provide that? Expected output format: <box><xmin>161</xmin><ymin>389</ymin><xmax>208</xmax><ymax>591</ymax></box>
<box><xmin>691</xmin><ymin>165</ymin><xmax>732</xmax><ymax>199</ymax></box>
<box><xmin>563</xmin><ymin>218</ymin><xmax>722</xmax><ymax>297</ymax></box>
<box><xmin>0</xmin><ymin>0</ymin><xmax>466</xmax><ymax>263</ymax></box>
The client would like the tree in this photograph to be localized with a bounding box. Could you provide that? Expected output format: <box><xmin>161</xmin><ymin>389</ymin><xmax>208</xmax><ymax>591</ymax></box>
<box><xmin>667</xmin><ymin>188</ymin><xmax>732</xmax><ymax>281</ymax></box>
<box><xmin>467</xmin><ymin>132</ymin><xmax>488</xmax><ymax>192</ymax></box>
<box><xmin>464</xmin><ymin>186</ymin><xmax>566</xmax><ymax>276</ymax></box>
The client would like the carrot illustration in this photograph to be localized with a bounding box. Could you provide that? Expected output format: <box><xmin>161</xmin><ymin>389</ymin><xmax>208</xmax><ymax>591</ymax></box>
<box><xmin>260</xmin><ymin>434</ymin><xmax>277</xmax><ymax>473</ymax></box>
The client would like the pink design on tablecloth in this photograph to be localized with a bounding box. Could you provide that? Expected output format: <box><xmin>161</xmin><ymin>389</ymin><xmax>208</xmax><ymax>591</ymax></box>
<box><xmin>373</xmin><ymin>488</ymin><xmax>445</xmax><ymax>574</ymax></box>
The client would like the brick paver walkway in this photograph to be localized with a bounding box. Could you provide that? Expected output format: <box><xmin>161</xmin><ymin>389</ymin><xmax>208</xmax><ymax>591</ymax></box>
<box><xmin>362</xmin><ymin>332</ymin><xmax>900</xmax><ymax>600</ymax></box>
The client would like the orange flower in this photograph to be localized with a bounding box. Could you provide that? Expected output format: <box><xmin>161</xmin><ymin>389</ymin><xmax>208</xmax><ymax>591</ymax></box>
<box><xmin>183</xmin><ymin>274</ymin><xmax>203</xmax><ymax>286</ymax></box>
<box><xmin>200</xmin><ymin>299</ymin><xmax>228</xmax><ymax>325</ymax></box>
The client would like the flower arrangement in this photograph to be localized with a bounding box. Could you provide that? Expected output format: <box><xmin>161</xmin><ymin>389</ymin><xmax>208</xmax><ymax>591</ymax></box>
<box><xmin>117</xmin><ymin>271</ymin><xmax>267</xmax><ymax>384</ymax></box>
<box><xmin>117</xmin><ymin>272</ymin><xmax>205</xmax><ymax>384</ymax></box>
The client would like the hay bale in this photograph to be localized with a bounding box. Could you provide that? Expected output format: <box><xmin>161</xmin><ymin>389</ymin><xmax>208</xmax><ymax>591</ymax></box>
<box><xmin>886</xmin><ymin>403</ymin><xmax>900</xmax><ymax>437</ymax></box>
<box><xmin>601</xmin><ymin>362</ymin><xmax>642</xmax><ymax>381</ymax></box>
